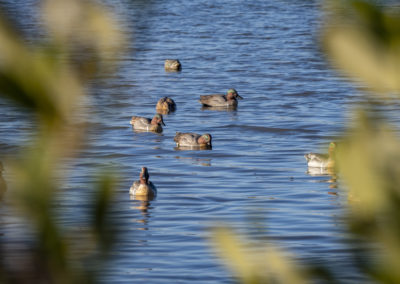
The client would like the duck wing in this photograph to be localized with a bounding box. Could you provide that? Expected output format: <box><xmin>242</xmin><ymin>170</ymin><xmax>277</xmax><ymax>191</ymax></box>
<box><xmin>130</xmin><ymin>116</ymin><xmax>151</xmax><ymax>127</ymax></box>
<box><xmin>129</xmin><ymin>180</ymin><xmax>140</xmax><ymax>195</ymax></box>
<box><xmin>174</xmin><ymin>132</ymin><xmax>199</xmax><ymax>146</ymax></box>
<box><xmin>199</xmin><ymin>94</ymin><xmax>227</xmax><ymax>107</ymax></box>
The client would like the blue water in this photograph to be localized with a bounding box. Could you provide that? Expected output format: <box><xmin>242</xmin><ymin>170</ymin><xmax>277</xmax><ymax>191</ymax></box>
<box><xmin>0</xmin><ymin>0</ymin><xmax>390</xmax><ymax>282</ymax></box>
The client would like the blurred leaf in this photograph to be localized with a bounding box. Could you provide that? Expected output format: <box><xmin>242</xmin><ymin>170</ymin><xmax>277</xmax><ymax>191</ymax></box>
<box><xmin>42</xmin><ymin>0</ymin><xmax>126</xmax><ymax>78</ymax></box>
<box><xmin>322</xmin><ymin>1</ymin><xmax>400</xmax><ymax>94</ymax></box>
<box><xmin>0</xmin><ymin>0</ymin><xmax>126</xmax><ymax>283</ymax></box>
<box><xmin>211</xmin><ymin>227</ymin><xmax>308</xmax><ymax>284</ymax></box>
<box><xmin>337</xmin><ymin>110</ymin><xmax>400</xmax><ymax>283</ymax></box>
<box><xmin>90</xmin><ymin>172</ymin><xmax>117</xmax><ymax>254</ymax></box>
<box><xmin>0</xmin><ymin>18</ymin><xmax>82</xmax><ymax>125</ymax></box>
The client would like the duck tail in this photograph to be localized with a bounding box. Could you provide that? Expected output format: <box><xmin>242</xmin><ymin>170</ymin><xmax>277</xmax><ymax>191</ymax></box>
<box><xmin>130</xmin><ymin>116</ymin><xmax>139</xmax><ymax>125</ymax></box>
<box><xmin>174</xmin><ymin>132</ymin><xmax>182</xmax><ymax>142</ymax></box>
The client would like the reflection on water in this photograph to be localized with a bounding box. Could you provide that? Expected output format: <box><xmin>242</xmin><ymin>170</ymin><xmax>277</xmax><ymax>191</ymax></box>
<box><xmin>174</xmin><ymin>145</ymin><xmax>212</xmax><ymax>151</ymax></box>
<box><xmin>201</xmin><ymin>105</ymin><xmax>237</xmax><ymax>112</ymax></box>
<box><xmin>174</xmin><ymin>155</ymin><xmax>212</xmax><ymax>167</ymax></box>
<box><xmin>130</xmin><ymin>194</ymin><xmax>154</xmax><ymax>231</ymax></box>
<box><xmin>306</xmin><ymin>166</ymin><xmax>335</xmax><ymax>177</ymax></box>
<box><xmin>306</xmin><ymin>166</ymin><xmax>338</xmax><ymax>189</ymax></box>
<box><xmin>131</xmin><ymin>128</ymin><xmax>164</xmax><ymax>135</ymax></box>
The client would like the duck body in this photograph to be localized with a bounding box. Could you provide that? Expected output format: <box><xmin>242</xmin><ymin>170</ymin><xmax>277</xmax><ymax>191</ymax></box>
<box><xmin>199</xmin><ymin>88</ymin><xmax>242</xmax><ymax>108</ymax></box>
<box><xmin>129</xmin><ymin>167</ymin><xmax>157</xmax><ymax>198</ymax></box>
<box><xmin>129</xmin><ymin>181</ymin><xmax>157</xmax><ymax>197</ymax></box>
<box><xmin>130</xmin><ymin>114</ymin><xmax>165</xmax><ymax>133</ymax></box>
<box><xmin>304</xmin><ymin>153</ymin><xmax>334</xmax><ymax>168</ymax></box>
<box><xmin>174</xmin><ymin>132</ymin><xmax>212</xmax><ymax>148</ymax></box>
<box><xmin>164</xmin><ymin>59</ymin><xmax>181</xmax><ymax>71</ymax></box>
<box><xmin>304</xmin><ymin>142</ymin><xmax>336</xmax><ymax>168</ymax></box>
<box><xmin>156</xmin><ymin>97</ymin><xmax>176</xmax><ymax>114</ymax></box>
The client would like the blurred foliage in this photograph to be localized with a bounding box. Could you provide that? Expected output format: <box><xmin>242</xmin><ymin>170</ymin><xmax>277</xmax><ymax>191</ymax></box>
<box><xmin>211</xmin><ymin>1</ymin><xmax>400</xmax><ymax>283</ymax></box>
<box><xmin>211</xmin><ymin>227</ymin><xmax>309</xmax><ymax>284</ymax></box>
<box><xmin>0</xmin><ymin>0</ymin><xmax>125</xmax><ymax>283</ymax></box>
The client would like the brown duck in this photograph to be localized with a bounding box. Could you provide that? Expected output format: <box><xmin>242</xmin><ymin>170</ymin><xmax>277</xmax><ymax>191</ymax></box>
<box><xmin>129</xmin><ymin>167</ymin><xmax>157</xmax><ymax>198</ymax></box>
<box><xmin>164</xmin><ymin>59</ymin><xmax>181</xmax><ymax>71</ymax></box>
<box><xmin>199</xmin><ymin>88</ymin><xmax>243</xmax><ymax>108</ymax></box>
<box><xmin>130</xmin><ymin>113</ymin><xmax>165</xmax><ymax>133</ymax></box>
<box><xmin>174</xmin><ymin>132</ymin><xmax>212</xmax><ymax>148</ymax></box>
<box><xmin>156</xmin><ymin>97</ymin><xmax>176</xmax><ymax>114</ymax></box>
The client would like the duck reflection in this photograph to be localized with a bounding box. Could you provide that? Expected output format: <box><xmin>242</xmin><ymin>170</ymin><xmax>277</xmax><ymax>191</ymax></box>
<box><xmin>174</xmin><ymin>155</ymin><xmax>211</xmax><ymax>166</ymax></box>
<box><xmin>201</xmin><ymin>105</ymin><xmax>237</xmax><ymax>112</ymax></box>
<box><xmin>130</xmin><ymin>190</ymin><xmax>156</xmax><ymax>212</ymax></box>
<box><xmin>306</xmin><ymin>167</ymin><xmax>338</xmax><ymax>189</ymax></box>
<box><xmin>174</xmin><ymin>145</ymin><xmax>212</xmax><ymax>151</ymax></box>
<box><xmin>130</xmin><ymin>194</ymin><xmax>154</xmax><ymax>230</ymax></box>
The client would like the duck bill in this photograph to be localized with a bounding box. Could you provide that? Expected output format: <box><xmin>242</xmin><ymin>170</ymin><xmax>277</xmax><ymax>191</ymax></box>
<box><xmin>237</xmin><ymin>94</ymin><xmax>243</xmax><ymax>99</ymax></box>
<box><xmin>161</xmin><ymin>120</ymin><xmax>166</xmax><ymax>126</ymax></box>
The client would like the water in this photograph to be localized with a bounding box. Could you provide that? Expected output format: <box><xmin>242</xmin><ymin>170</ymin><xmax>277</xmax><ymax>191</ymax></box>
<box><xmin>0</xmin><ymin>0</ymin><xmax>394</xmax><ymax>282</ymax></box>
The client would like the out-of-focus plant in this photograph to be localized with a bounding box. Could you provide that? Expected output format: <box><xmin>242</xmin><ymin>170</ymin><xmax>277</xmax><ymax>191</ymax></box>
<box><xmin>0</xmin><ymin>0</ymin><xmax>125</xmax><ymax>283</ymax></box>
<box><xmin>211</xmin><ymin>227</ymin><xmax>309</xmax><ymax>284</ymax></box>
<box><xmin>211</xmin><ymin>1</ymin><xmax>400</xmax><ymax>283</ymax></box>
<box><xmin>323</xmin><ymin>1</ymin><xmax>400</xmax><ymax>283</ymax></box>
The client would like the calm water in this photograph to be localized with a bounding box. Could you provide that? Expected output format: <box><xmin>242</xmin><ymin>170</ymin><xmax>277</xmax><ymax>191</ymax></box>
<box><xmin>1</xmin><ymin>0</ymin><xmax>393</xmax><ymax>283</ymax></box>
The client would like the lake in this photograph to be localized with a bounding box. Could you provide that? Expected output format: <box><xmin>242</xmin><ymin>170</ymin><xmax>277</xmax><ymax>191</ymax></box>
<box><xmin>0</xmin><ymin>0</ymin><xmax>385</xmax><ymax>283</ymax></box>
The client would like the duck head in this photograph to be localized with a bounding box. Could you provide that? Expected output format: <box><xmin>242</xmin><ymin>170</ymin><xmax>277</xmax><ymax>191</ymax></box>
<box><xmin>151</xmin><ymin>114</ymin><xmax>165</xmax><ymax>126</ymax></box>
<box><xmin>139</xmin><ymin>167</ymin><xmax>150</xmax><ymax>184</ymax></box>
<box><xmin>198</xmin><ymin>134</ymin><xmax>212</xmax><ymax>146</ymax></box>
<box><xmin>226</xmin><ymin>88</ymin><xmax>243</xmax><ymax>100</ymax></box>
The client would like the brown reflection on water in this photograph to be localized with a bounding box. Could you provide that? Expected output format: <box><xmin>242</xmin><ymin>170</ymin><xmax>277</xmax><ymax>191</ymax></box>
<box><xmin>130</xmin><ymin>194</ymin><xmax>155</xmax><ymax>231</ymax></box>
<box><xmin>174</xmin><ymin>145</ymin><xmax>212</xmax><ymax>151</ymax></box>
<box><xmin>306</xmin><ymin>166</ymin><xmax>338</xmax><ymax>190</ymax></box>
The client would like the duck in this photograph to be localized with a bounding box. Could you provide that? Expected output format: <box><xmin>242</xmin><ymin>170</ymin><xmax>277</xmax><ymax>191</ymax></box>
<box><xmin>164</xmin><ymin>59</ymin><xmax>181</xmax><ymax>71</ymax></box>
<box><xmin>174</xmin><ymin>132</ymin><xmax>212</xmax><ymax>148</ymax></box>
<box><xmin>130</xmin><ymin>113</ymin><xmax>165</xmax><ymax>133</ymax></box>
<box><xmin>156</xmin><ymin>97</ymin><xmax>176</xmax><ymax>114</ymax></box>
<box><xmin>129</xmin><ymin>167</ymin><xmax>157</xmax><ymax>198</ymax></box>
<box><xmin>199</xmin><ymin>88</ymin><xmax>243</xmax><ymax>108</ymax></box>
<box><xmin>304</xmin><ymin>142</ymin><xmax>336</xmax><ymax>168</ymax></box>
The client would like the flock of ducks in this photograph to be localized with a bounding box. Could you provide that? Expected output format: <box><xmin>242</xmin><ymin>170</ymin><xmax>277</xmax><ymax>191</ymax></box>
<box><xmin>129</xmin><ymin>59</ymin><xmax>337</xmax><ymax>198</ymax></box>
